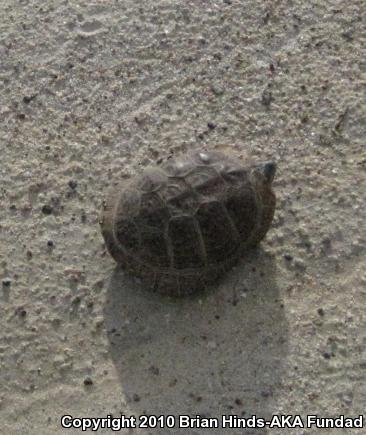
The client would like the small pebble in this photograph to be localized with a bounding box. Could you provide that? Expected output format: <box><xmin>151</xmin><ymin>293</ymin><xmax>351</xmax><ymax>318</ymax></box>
<box><xmin>41</xmin><ymin>205</ymin><xmax>53</xmax><ymax>215</ymax></box>
<box><xmin>169</xmin><ymin>379</ymin><xmax>178</xmax><ymax>387</ymax></box>
<box><xmin>207</xmin><ymin>122</ymin><xmax>216</xmax><ymax>130</ymax></box>
<box><xmin>83</xmin><ymin>376</ymin><xmax>93</xmax><ymax>386</ymax></box>
<box><xmin>2</xmin><ymin>278</ymin><xmax>11</xmax><ymax>287</ymax></box>
<box><xmin>261</xmin><ymin>89</ymin><xmax>273</xmax><ymax>107</ymax></box>
<box><xmin>16</xmin><ymin>307</ymin><xmax>27</xmax><ymax>317</ymax></box>
<box><xmin>47</xmin><ymin>240</ymin><xmax>54</xmax><ymax>247</ymax></box>
<box><xmin>283</xmin><ymin>254</ymin><xmax>293</xmax><ymax>261</ymax></box>
<box><xmin>317</xmin><ymin>308</ymin><xmax>325</xmax><ymax>316</ymax></box>
<box><xmin>23</xmin><ymin>95</ymin><xmax>36</xmax><ymax>104</ymax></box>
<box><xmin>95</xmin><ymin>317</ymin><xmax>104</xmax><ymax>328</ymax></box>
<box><xmin>71</xmin><ymin>296</ymin><xmax>81</xmax><ymax>305</ymax></box>
<box><xmin>294</xmin><ymin>258</ymin><xmax>306</xmax><ymax>270</ymax></box>
<box><xmin>68</xmin><ymin>180</ymin><xmax>78</xmax><ymax>190</ymax></box>
<box><xmin>132</xmin><ymin>393</ymin><xmax>140</xmax><ymax>402</ymax></box>
<box><xmin>149</xmin><ymin>365</ymin><xmax>160</xmax><ymax>376</ymax></box>
<box><xmin>210</xmin><ymin>84</ymin><xmax>224</xmax><ymax>96</ymax></box>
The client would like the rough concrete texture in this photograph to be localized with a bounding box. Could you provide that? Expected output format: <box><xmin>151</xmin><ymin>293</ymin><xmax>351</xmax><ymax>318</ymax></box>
<box><xmin>0</xmin><ymin>0</ymin><xmax>365</xmax><ymax>434</ymax></box>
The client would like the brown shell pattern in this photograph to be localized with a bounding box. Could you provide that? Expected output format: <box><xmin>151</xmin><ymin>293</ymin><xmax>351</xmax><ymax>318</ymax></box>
<box><xmin>100</xmin><ymin>150</ymin><xmax>276</xmax><ymax>296</ymax></box>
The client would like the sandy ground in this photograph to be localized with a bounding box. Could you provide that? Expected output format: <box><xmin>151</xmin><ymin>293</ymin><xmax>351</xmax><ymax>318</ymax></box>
<box><xmin>1</xmin><ymin>0</ymin><xmax>365</xmax><ymax>434</ymax></box>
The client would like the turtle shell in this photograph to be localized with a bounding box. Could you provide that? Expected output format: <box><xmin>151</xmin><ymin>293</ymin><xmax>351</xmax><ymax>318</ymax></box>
<box><xmin>100</xmin><ymin>150</ymin><xmax>276</xmax><ymax>296</ymax></box>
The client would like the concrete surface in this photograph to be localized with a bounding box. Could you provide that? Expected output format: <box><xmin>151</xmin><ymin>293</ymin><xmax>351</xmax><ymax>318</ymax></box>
<box><xmin>0</xmin><ymin>0</ymin><xmax>365</xmax><ymax>434</ymax></box>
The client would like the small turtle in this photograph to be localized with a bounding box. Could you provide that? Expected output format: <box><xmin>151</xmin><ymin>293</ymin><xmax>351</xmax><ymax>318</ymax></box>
<box><xmin>100</xmin><ymin>150</ymin><xmax>276</xmax><ymax>296</ymax></box>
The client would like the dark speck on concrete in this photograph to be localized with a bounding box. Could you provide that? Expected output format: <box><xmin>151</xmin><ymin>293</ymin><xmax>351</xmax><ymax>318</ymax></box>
<box><xmin>2</xmin><ymin>278</ymin><xmax>12</xmax><ymax>287</ymax></box>
<box><xmin>68</xmin><ymin>180</ymin><xmax>78</xmax><ymax>190</ymax></box>
<box><xmin>16</xmin><ymin>307</ymin><xmax>27</xmax><ymax>317</ymax></box>
<box><xmin>149</xmin><ymin>365</ymin><xmax>160</xmax><ymax>376</ymax></box>
<box><xmin>261</xmin><ymin>89</ymin><xmax>273</xmax><ymax>107</ymax></box>
<box><xmin>42</xmin><ymin>205</ymin><xmax>53</xmax><ymax>215</ymax></box>
<box><xmin>132</xmin><ymin>393</ymin><xmax>140</xmax><ymax>402</ymax></box>
<box><xmin>83</xmin><ymin>376</ymin><xmax>93</xmax><ymax>386</ymax></box>
<box><xmin>23</xmin><ymin>95</ymin><xmax>36</xmax><ymax>104</ymax></box>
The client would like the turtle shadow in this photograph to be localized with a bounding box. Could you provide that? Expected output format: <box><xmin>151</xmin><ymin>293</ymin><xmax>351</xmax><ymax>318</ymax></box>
<box><xmin>103</xmin><ymin>247</ymin><xmax>289</xmax><ymax>435</ymax></box>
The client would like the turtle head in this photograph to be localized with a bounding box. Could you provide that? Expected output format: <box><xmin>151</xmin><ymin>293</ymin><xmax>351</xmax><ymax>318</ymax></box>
<box><xmin>253</xmin><ymin>161</ymin><xmax>276</xmax><ymax>184</ymax></box>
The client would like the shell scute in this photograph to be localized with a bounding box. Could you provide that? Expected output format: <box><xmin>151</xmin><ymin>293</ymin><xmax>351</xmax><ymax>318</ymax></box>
<box><xmin>135</xmin><ymin>168</ymin><xmax>166</xmax><ymax>193</ymax></box>
<box><xmin>138</xmin><ymin>192</ymin><xmax>169</xmax><ymax>229</ymax></box>
<box><xmin>162</xmin><ymin>178</ymin><xmax>199</xmax><ymax>215</ymax></box>
<box><xmin>225</xmin><ymin>187</ymin><xmax>258</xmax><ymax>243</ymax></box>
<box><xmin>139</xmin><ymin>230</ymin><xmax>170</xmax><ymax>268</ymax></box>
<box><xmin>195</xmin><ymin>201</ymin><xmax>240</xmax><ymax>263</ymax></box>
<box><xmin>168</xmin><ymin>215</ymin><xmax>205</xmax><ymax>269</ymax></box>
<box><xmin>117</xmin><ymin>188</ymin><xmax>141</xmax><ymax>217</ymax></box>
<box><xmin>185</xmin><ymin>166</ymin><xmax>226</xmax><ymax>198</ymax></box>
<box><xmin>114</xmin><ymin>220</ymin><xmax>140</xmax><ymax>251</ymax></box>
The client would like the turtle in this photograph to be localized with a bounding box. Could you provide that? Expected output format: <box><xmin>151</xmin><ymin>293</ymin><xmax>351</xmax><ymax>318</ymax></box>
<box><xmin>100</xmin><ymin>150</ymin><xmax>276</xmax><ymax>296</ymax></box>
